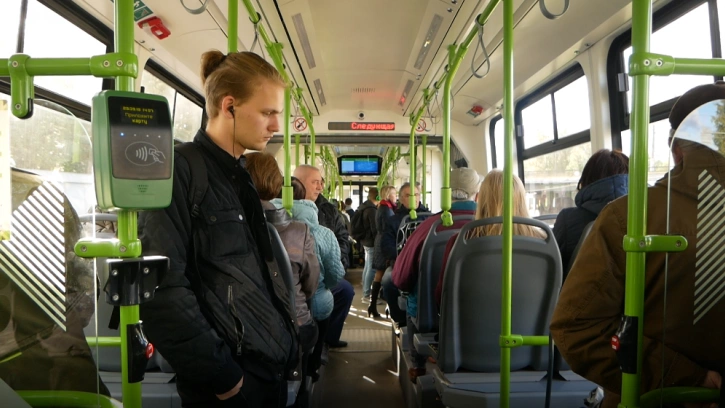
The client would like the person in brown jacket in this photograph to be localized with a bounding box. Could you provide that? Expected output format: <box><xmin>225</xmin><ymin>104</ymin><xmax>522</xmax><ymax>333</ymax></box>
<box><xmin>550</xmin><ymin>82</ymin><xmax>725</xmax><ymax>408</ymax></box>
<box><xmin>245</xmin><ymin>152</ymin><xmax>321</xmax><ymax>351</ymax></box>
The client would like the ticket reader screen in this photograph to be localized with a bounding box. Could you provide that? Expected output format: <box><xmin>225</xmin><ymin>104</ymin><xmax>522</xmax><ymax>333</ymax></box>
<box><xmin>92</xmin><ymin>91</ymin><xmax>173</xmax><ymax>210</ymax></box>
<box><xmin>108</xmin><ymin>97</ymin><xmax>172</xmax><ymax>180</ymax></box>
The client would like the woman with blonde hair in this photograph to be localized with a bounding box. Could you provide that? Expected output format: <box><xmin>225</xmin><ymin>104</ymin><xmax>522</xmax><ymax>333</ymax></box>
<box><xmin>434</xmin><ymin>170</ymin><xmax>544</xmax><ymax>306</ymax></box>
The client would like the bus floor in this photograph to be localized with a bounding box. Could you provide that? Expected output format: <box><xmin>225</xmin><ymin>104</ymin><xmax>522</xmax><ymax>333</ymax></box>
<box><xmin>309</xmin><ymin>268</ymin><xmax>405</xmax><ymax>408</ymax></box>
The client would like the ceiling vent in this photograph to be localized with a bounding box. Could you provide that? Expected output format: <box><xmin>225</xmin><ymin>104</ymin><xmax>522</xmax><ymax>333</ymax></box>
<box><xmin>314</xmin><ymin>79</ymin><xmax>327</xmax><ymax>106</ymax></box>
<box><xmin>352</xmin><ymin>87</ymin><xmax>376</xmax><ymax>94</ymax></box>
<box><xmin>414</xmin><ymin>14</ymin><xmax>443</xmax><ymax>69</ymax></box>
<box><xmin>292</xmin><ymin>13</ymin><xmax>316</xmax><ymax>69</ymax></box>
<box><xmin>399</xmin><ymin>79</ymin><xmax>414</xmax><ymax>106</ymax></box>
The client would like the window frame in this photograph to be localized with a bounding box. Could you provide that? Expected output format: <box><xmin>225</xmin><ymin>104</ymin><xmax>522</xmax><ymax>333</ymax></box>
<box><xmin>514</xmin><ymin>63</ymin><xmax>590</xmax><ymax>184</ymax></box>
<box><xmin>1</xmin><ymin>0</ymin><xmax>204</xmax><ymax>125</ymax></box>
<box><xmin>489</xmin><ymin>114</ymin><xmax>502</xmax><ymax>169</ymax></box>
<box><xmin>607</xmin><ymin>0</ymin><xmax>722</xmax><ymax>150</ymax></box>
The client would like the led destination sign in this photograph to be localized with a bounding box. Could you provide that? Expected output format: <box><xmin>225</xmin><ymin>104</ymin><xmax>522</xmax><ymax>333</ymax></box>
<box><xmin>121</xmin><ymin>105</ymin><xmax>158</xmax><ymax>126</ymax></box>
<box><xmin>328</xmin><ymin>122</ymin><xmax>396</xmax><ymax>131</ymax></box>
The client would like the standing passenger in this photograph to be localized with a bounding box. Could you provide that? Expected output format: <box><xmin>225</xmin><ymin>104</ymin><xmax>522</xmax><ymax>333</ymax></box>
<box><xmin>355</xmin><ymin>187</ymin><xmax>379</xmax><ymax>303</ymax></box>
<box><xmin>370</xmin><ymin>186</ymin><xmax>398</xmax><ymax>319</ymax></box>
<box><xmin>551</xmin><ymin>82</ymin><xmax>725</xmax><ymax>408</ymax></box>
<box><xmin>553</xmin><ymin>149</ymin><xmax>629</xmax><ymax>275</ymax></box>
<box><xmin>138</xmin><ymin>51</ymin><xmax>297</xmax><ymax>407</ymax></box>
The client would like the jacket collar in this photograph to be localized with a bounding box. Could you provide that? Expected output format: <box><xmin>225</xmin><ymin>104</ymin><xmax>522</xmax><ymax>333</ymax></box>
<box><xmin>193</xmin><ymin>128</ymin><xmax>244</xmax><ymax>174</ymax></box>
<box><xmin>655</xmin><ymin>141</ymin><xmax>725</xmax><ymax>200</ymax></box>
<box><xmin>575</xmin><ymin>174</ymin><xmax>629</xmax><ymax>215</ymax></box>
<box><xmin>315</xmin><ymin>194</ymin><xmax>329</xmax><ymax>208</ymax></box>
<box><xmin>451</xmin><ymin>200</ymin><xmax>477</xmax><ymax>211</ymax></box>
<box><xmin>263</xmin><ymin>201</ymin><xmax>292</xmax><ymax>227</ymax></box>
<box><xmin>380</xmin><ymin>200</ymin><xmax>396</xmax><ymax>210</ymax></box>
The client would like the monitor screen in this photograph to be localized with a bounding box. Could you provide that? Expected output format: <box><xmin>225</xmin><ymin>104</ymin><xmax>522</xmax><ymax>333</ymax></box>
<box><xmin>338</xmin><ymin>156</ymin><xmax>382</xmax><ymax>176</ymax></box>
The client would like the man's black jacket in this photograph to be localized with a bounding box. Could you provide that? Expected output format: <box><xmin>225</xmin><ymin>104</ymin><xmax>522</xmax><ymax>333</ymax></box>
<box><xmin>315</xmin><ymin>194</ymin><xmax>350</xmax><ymax>268</ymax></box>
<box><xmin>138</xmin><ymin>130</ymin><xmax>298</xmax><ymax>396</ymax></box>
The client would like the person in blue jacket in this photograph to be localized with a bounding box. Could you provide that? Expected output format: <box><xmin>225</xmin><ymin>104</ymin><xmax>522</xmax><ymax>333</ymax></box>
<box><xmin>553</xmin><ymin>149</ymin><xmax>629</xmax><ymax>276</ymax></box>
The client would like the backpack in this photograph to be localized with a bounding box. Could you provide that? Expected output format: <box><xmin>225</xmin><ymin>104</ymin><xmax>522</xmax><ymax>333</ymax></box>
<box><xmin>350</xmin><ymin>204</ymin><xmax>371</xmax><ymax>241</ymax></box>
<box><xmin>175</xmin><ymin>143</ymin><xmax>208</xmax><ymax>218</ymax></box>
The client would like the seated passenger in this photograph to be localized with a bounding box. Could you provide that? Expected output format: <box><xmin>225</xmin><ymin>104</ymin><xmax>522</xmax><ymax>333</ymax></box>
<box><xmin>269</xmin><ymin>178</ymin><xmax>345</xmax><ymax>380</ymax></box>
<box><xmin>553</xmin><ymin>149</ymin><xmax>629</xmax><ymax>275</ymax></box>
<box><xmin>0</xmin><ymin>168</ymin><xmax>110</xmax><ymax>398</ymax></box>
<box><xmin>550</xmin><ymin>83</ymin><xmax>725</xmax><ymax>408</ymax></box>
<box><xmin>370</xmin><ymin>185</ymin><xmax>398</xmax><ymax>319</ymax></box>
<box><xmin>435</xmin><ymin>170</ymin><xmax>545</xmax><ymax>307</ymax></box>
<box><xmin>392</xmin><ymin>168</ymin><xmax>481</xmax><ymax>382</ymax></box>
<box><xmin>245</xmin><ymin>152</ymin><xmax>321</xmax><ymax>352</ymax></box>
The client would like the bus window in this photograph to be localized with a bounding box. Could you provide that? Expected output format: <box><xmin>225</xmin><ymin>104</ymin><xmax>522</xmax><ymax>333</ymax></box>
<box><xmin>523</xmin><ymin>143</ymin><xmax>591</xmax><ymax>217</ymax></box>
<box><xmin>0</xmin><ymin>1</ymin><xmax>22</xmax><ymax>56</ymax></box>
<box><xmin>173</xmin><ymin>93</ymin><xmax>203</xmax><ymax>142</ymax></box>
<box><xmin>24</xmin><ymin>0</ymin><xmax>105</xmax><ymax>105</ymax></box>
<box><xmin>554</xmin><ymin>76</ymin><xmax>590</xmax><ymax>138</ymax></box>
<box><xmin>521</xmin><ymin>96</ymin><xmax>555</xmax><ymax>149</ymax></box>
<box><xmin>140</xmin><ymin>71</ymin><xmax>177</xmax><ymax>113</ymax></box>
<box><xmin>620</xmin><ymin>119</ymin><xmax>672</xmax><ymax>185</ymax></box>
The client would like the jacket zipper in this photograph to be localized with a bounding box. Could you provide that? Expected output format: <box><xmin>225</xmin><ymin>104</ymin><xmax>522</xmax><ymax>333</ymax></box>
<box><xmin>227</xmin><ymin>285</ymin><xmax>244</xmax><ymax>357</ymax></box>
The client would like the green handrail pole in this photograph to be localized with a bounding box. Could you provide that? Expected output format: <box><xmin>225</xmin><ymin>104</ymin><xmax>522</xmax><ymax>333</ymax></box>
<box><xmin>408</xmin><ymin>124</ymin><xmax>417</xmax><ymax>219</ymax></box>
<box><xmin>228</xmin><ymin>0</ymin><xmax>238</xmax><ymax>53</ymax></box>
<box><xmin>421</xmin><ymin>134</ymin><xmax>427</xmax><ymax>207</ymax></box>
<box><xmin>620</xmin><ymin>0</ymin><xmax>652</xmax><ymax>406</ymax></box>
<box><xmin>295</xmin><ymin>134</ymin><xmax>300</xmax><ymax>167</ymax></box>
<box><xmin>500</xmin><ymin>0</ymin><xmax>515</xmax><ymax>406</ymax></box>
<box><xmin>282</xmin><ymin>86</ymin><xmax>293</xmax><ymax>212</ymax></box>
<box><xmin>114</xmin><ymin>1</ymin><xmax>142</xmax><ymax>407</ymax></box>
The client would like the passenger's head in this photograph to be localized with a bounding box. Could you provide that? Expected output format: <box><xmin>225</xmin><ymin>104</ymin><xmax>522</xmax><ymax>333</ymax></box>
<box><xmin>291</xmin><ymin>176</ymin><xmax>307</xmax><ymax>200</ymax></box>
<box><xmin>668</xmin><ymin>81</ymin><xmax>725</xmax><ymax>164</ymax></box>
<box><xmin>200</xmin><ymin>50</ymin><xmax>286</xmax><ymax>156</ymax></box>
<box><xmin>345</xmin><ymin>198</ymin><xmax>353</xmax><ymax>206</ymax></box>
<box><xmin>379</xmin><ymin>185</ymin><xmax>397</xmax><ymax>204</ymax></box>
<box><xmin>398</xmin><ymin>182</ymin><xmax>421</xmax><ymax>210</ymax></box>
<box><xmin>577</xmin><ymin>149</ymin><xmax>629</xmax><ymax>190</ymax></box>
<box><xmin>293</xmin><ymin>165</ymin><xmax>323</xmax><ymax>201</ymax></box>
<box><xmin>244</xmin><ymin>152</ymin><xmax>281</xmax><ymax>201</ymax></box>
<box><xmin>368</xmin><ymin>187</ymin><xmax>379</xmax><ymax>203</ymax></box>
<box><xmin>450</xmin><ymin>168</ymin><xmax>482</xmax><ymax>201</ymax></box>
<box><xmin>469</xmin><ymin>169</ymin><xmax>542</xmax><ymax>238</ymax></box>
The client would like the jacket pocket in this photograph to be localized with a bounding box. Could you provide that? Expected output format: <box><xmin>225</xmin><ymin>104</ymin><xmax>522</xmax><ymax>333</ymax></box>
<box><xmin>227</xmin><ymin>285</ymin><xmax>245</xmax><ymax>357</ymax></box>
<box><xmin>201</xmin><ymin>208</ymin><xmax>250</xmax><ymax>259</ymax></box>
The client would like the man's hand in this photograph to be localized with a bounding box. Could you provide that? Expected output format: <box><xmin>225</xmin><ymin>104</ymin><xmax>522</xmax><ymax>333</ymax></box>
<box><xmin>216</xmin><ymin>377</ymin><xmax>243</xmax><ymax>400</ymax></box>
<box><xmin>684</xmin><ymin>371</ymin><xmax>721</xmax><ymax>408</ymax></box>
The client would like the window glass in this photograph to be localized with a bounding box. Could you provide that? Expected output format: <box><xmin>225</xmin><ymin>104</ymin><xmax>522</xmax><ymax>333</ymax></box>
<box><xmin>622</xmin><ymin>3</ymin><xmax>712</xmax><ymax>110</ymax></box>
<box><xmin>554</xmin><ymin>76</ymin><xmax>590</xmax><ymax>138</ymax></box>
<box><xmin>523</xmin><ymin>143</ymin><xmax>592</xmax><ymax>216</ymax></box>
<box><xmin>3</xmin><ymin>93</ymin><xmax>95</xmax><ymax>213</ymax></box>
<box><xmin>24</xmin><ymin>0</ymin><xmax>105</xmax><ymax>105</ymax></box>
<box><xmin>522</xmin><ymin>96</ymin><xmax>554</xmax><ymax>148</ymax></box>
<box><xmin>493</xmin><ymin>117</ymin><xmax>505</xmax><ymax>169</ymax></box>
<box><xmin>620</xmin><ymin>119</ymin><xmax>673</xmax><ymax>185</ymax></box>
<box><xmin>173</xmin><ymin>93</ymin><xmax>202</xmax><ymax>142</ymax></box>
<box><xmin>141</xmin><ymin>71</ymin><xmax>177</xmax><ymax>113</ymax></box>
<box><xmin>0</xmin><ymin>0</ymin><xmax>22</xmax><ymax>56</ymax></box>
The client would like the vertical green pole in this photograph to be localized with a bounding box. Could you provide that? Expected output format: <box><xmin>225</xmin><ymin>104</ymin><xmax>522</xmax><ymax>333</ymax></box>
<box><xmin>500</xmin><ymin>0</ymin><xmax>514</xmax><ymax>406</ymax></box>
<box><xmin>310</xmin><ymin>132</ymin><xmax>316</xmax><ymax>165</ymax></box>
<box><xmin>228</xmin><ymin>0</ymin><xmax>238</xmax><ymax>53</ymax></box>
<box><xmin>304</xmin><ymin>145</ymin><xmax>309</xmax><ymax>164</ymax></box>
<box><xmin>421</xmin><ymin>134</ymin><xmax>427</xmax><ymax>207</ymax></box>
<box><xmin>295</xmin><ymin>134</ymin><xmax>300</xmax><ymax>167</ymax></box>
<box><xmin>114</xmin><ymin>1</ymin><xmax>141</xmax><ymax>407</ymax></box>
<box><xmin>282</xmin><ymin>87</ymin><xmax>292</xmax><ymax>212</ymax></box>
<box><xmin>409</xmin><ymin>126</ymin><xmax>417</xmax><ymax>217</ymax></box>
<box><xmin>441</xmin><ymin>46</ymin><xmax>455</xmax><ymax>226</ymax></box>
<box><xmin>620</xmin><ymin>1</ymin><xmax>651</xmax><ymax>406</ymax></box>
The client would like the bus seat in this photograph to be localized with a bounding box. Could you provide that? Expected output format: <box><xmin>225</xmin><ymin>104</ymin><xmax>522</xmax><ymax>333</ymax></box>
<box><xmin>414</xmin><ymin>214</ymin><xmax>474</xmax><ymax>334</ymax></box>
<box><xmin>437</xmin><ymin>216</ymin><xmax>561</xmax><ymax>373</ymax></box>
<box><xmin>265</xmin><ymin>223</ymin><xmax>302</xmax><ymax>407</ymax></box>
<box><xmin>430</xmin><ymin>217</ymin><xmax>593</xmax><ymax>407</ymax></box>
<box><xmin>397</xmin><ymin>213</ymin><xmax>432</xmax><ymax>255</ymax></box>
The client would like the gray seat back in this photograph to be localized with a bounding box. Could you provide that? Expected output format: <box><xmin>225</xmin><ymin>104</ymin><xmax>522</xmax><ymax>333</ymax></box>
<box><xmin>566</xmin><ymin>221</ymin><xmax>595</xmax><ymax>277</ymax></box>
<box><xmin>266</xmin><ymin>223</ymin><xmax>296</xmax><ymax>313</ymax></box>
<box><xmin>416</xmin><ymin>214</ymin><xmax>474</xmax><ymax>333</ymax></box>
<box><xmin>438</xmin><ymin>216</ymin><xmax>562</xmax><ymax>373</ymax></box>
<box><xmin>397</xmin><ymin>212</ymin><xmax>432</xmax><ymax>255</ymax></box>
